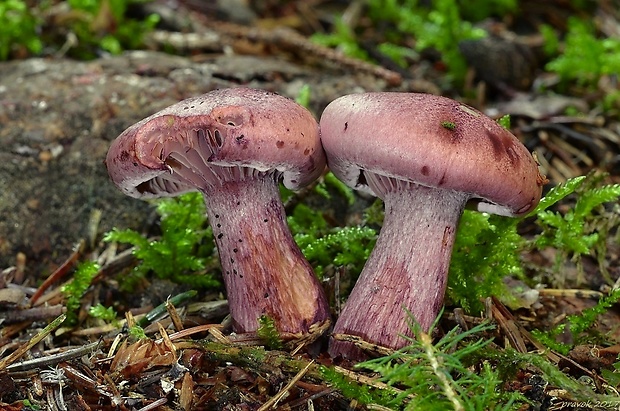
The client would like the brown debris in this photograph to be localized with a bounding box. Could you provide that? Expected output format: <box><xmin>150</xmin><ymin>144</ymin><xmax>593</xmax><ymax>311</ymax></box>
<box><xmin>1</xmin><ymin>0</ymin><xmax>620</xmax><ymax>410</ymax></box>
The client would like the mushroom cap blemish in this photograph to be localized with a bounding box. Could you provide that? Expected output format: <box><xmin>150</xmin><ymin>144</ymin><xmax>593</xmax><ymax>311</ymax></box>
<box><xmin>319</xmin><ymin>92</ymin><xmax>543</xmax><ymax>216</ymax></box>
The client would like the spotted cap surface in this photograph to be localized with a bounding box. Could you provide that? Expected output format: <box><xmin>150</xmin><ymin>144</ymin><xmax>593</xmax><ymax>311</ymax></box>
<box><xmin>319</xmin><ymin>92</ymin><xmax>544</xmax><ymax>216</ymax></box>
<box><xmin>106</xmin><ymin>88</ymin><xmax>324</xmax><ymax>198</ymax></box>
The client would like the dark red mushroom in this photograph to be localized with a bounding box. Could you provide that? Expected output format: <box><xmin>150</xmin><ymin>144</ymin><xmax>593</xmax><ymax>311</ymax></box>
<box><xmin>320</xmin><ymin>92</ymin><xmax>546</xmax><ymax>359</ymax></box>
<box><xmin>106</xmin><ymin>88</ymin><xmax>330</xmax><ymax>340</ymax></box>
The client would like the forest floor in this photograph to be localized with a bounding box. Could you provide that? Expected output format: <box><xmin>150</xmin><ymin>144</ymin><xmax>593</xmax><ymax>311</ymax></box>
<box><xmin>1</xmin><ymin>1</ymin><xmax>620</xmax><ymax>410</ymax></box>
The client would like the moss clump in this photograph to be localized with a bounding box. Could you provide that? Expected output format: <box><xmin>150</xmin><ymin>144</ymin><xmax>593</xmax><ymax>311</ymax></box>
<box><xmin>104</xmin><ymin>192</ymin><xmax>220</xmax><ymax>291</ymax></box>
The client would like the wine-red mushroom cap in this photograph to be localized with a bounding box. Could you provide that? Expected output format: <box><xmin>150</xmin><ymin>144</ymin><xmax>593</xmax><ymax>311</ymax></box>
<box><xmin>106</xmin><ymin>88</ymin><xmax>324</xmax><ymax>198</ymax></box>
<box><xmin>105</xmin><ymin>87</ymin><xmax>331</xmax><ymax>338</ymax></box>
<box><xmin>320</xmin><ymin>92</ymin><xmax>544</xmax><ymax>216</ymax></box>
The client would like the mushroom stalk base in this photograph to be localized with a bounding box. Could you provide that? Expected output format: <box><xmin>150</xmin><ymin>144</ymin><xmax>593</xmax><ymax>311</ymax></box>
<box><xmin>329</xmin><ymin>182</ymin><xmax>468</xmax><ymax>359</ymax></box>
<box><xmin>202</xmin><ymin>174</ymin><xmax>330</xmax><ymax>336</ymax></box>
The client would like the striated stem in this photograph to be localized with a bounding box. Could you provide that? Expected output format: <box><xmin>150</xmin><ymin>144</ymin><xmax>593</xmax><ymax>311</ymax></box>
<box><xmin>202</xmin><ymin>173</ymin><xmax>330</xmax><ymax>335</ymax></box>
<box><xmin>329</xmin><ymin>182</ymin><xmax>468</xmax><ymax>359</ymax></box>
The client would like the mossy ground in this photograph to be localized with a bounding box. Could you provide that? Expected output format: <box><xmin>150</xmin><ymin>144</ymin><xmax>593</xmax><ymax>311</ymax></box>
<box><xmin>1</xmin><ymin>1</ymin><xmax>620</xmax><ymax>410</ymax></box>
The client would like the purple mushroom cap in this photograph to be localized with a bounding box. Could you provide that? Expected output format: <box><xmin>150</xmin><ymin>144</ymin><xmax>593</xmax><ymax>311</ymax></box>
<box><xmin>107</xmin><ymin>88</ymin><xmax>324</xmax><ymax>199</ymax></box>
<box><xmin>320</xmin><ymin>92</ymin><xmax>543</xmax><ymax>216</ymax></box>
<box><xmin>106</xmin><ymin>88</ymin><xmax>330</xmax><ymax>340</ymax></box>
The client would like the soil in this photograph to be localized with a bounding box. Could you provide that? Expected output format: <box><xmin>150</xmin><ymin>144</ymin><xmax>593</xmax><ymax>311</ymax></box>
<box><xmin>1</xmin><ymin>1</ymin><xmax>620</xmax><ymax>410</ymax></box>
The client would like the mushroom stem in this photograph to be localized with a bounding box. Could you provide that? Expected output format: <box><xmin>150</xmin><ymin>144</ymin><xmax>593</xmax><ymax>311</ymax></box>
<box><xmin>329</xmin><ymin>176</ymin><xmax>468</xmax><ymax>359</ymax></box>
<box><xmin>201</xmin><ymin>171</ymin><xmax>330</xmax><ymax>335</ymax></box>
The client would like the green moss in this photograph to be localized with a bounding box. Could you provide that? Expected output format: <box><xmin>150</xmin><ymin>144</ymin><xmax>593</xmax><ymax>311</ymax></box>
<box><xmin>104</xmin><ymin>192</ymin><xmax>220</xmax><ymax>291</ymax></box>
<box><xmin>312</xmin><ymin>0</ymin><xmax>494</xmax><ymax>87</ymax></box>
<box><xmin>62</xmin><ymin>260</ymin><xmax>101</xmax><ymax>325</ymax></box>
<box><xmin>311</xmin><ymin>17</ymin><xmax>371</xmax><ymax>61</ymax></box>
<box><xmin>546</xmin><ymin>18</ymin><xmax>620</xmax><ymax>88</ymax></box>
<box><xmin>64</xmin><ymin>0</ymin><xmax>160</xmax><ymax>58</ymax></box>
<box><xmin>532</xmin><ymin>288</ymin><xmax>620</xmax><ymax>355</ymax></box>
<box><xmin>88</xmin><ymin>303</ymin><xmax>117</xmax><ymax>322</ymax></box>
<box><xmin>533</xmin><ymin>173</ymin><xmax>620</xmax><ymax>283</ymax></box>
<box><xmin>314</xmin><ymin>172</ymin><xmax>357</xmax><ymax>206</ymax></box>
<box><xmin>2</xmin><ymin>0</ymin><xmax>160</xmax><ymax>61</ymax></box>
<box><xmin>320</xmin><ymin>366</ymin><xmax>403</xmax><ymax>407</ymax></box>
<box><xmin>0</xmin><ymin>0</ymin><xmax>42</xmax><ymax>60</ymax></box>
<box><xmin>324</xmin><ymin>318</ymin><xmax>525</xmax><ymax>409</ymax></box>
<box><xmin>367</xmin><ymin>0</ymin><xmax>486</xmax><ymax>86</ymax></box>
<box><xmin>449</xmin><ymin>210</ymin><xmax>525</xmax><ymax>313</ymax></box>
<box><xmin>544</xmin><ymin>17</ymin><xmax>620</xmax><ymax>109</ymax></box>
<box><xmin>497</xmin><ymin>349</ymin><xmax>620</xmax><ymax>404</ymax></box>
<box><xmin>289</xmin><ymin>203</ymin><xmax>376</xmax><ymax>280</ymax></box>
<box><xmin>257</xmin><ymin>315</ymin><xmax>283</xmax><ymax>350</ymax></box>
<box><xmin>449</xmin><ymin>173</ymin><xmax>620</xmax><ymax>314</ymax></box>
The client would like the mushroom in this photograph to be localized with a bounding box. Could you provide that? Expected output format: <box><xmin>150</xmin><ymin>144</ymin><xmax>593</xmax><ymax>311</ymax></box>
<box><xmin>319</xmin><ymin>92</ymin><xmax>545</xmax><ymax>359</ymax></box>
<box><xmin>106</xmin><ymin>88</ymin><xmax>330</xmax><ymax>339</ymax></box>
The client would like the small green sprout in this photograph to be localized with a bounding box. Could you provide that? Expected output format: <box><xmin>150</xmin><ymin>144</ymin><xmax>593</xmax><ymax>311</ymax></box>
<box><xmin>441</xmin><ymin>121</ymin><xmax>457</xmax><ymax>130</ymax></box>
<box><xmin>257</xmin><ymin>315</ymin><xmax>283</xmax><ymax>350</ymax></box>
<box><xmin>497</xmin><ymin>114</ymin><xmax>511</xmax><ymax>130</ymax></box>
<box><xmin>128</xmin><ymin>324</ymin><xmax>147</xmax><ymax>340</ymax></box>
<box><xmin>62</xmin><ymin>261</ymin><xmax>101</xmax><ymax>325</ymax></box>
<box><xmin>89</xmin><ymin>303</ymin><xmax>117</xmax><ymax>322</ymax></box>
<box><xmin>295</xmin><ymin>84</ymin><xmax>312</xmax><ymax>108</ymax></box>
<box><xmin>20</xmin><ymin>399</ymin><xmax>41</xmax><ymax>409</ymax></box>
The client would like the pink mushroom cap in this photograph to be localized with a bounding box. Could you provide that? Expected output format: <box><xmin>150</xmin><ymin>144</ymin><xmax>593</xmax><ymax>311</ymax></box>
<box><xmin>107</xmin><ymin>88</ymin><xmax>325</xmax><ymax>198</ymax></box>
<box><xmin>320</xmin><ymin>92</ymin><xmax>544</xmax><ymax>216</ymax></box>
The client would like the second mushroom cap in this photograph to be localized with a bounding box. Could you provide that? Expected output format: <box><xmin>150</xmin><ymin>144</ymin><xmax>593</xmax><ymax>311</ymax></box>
<box><xmin>320</xmin><ymin>92</ymin><xmax>543</xmax><ymax>216</ymax></box>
